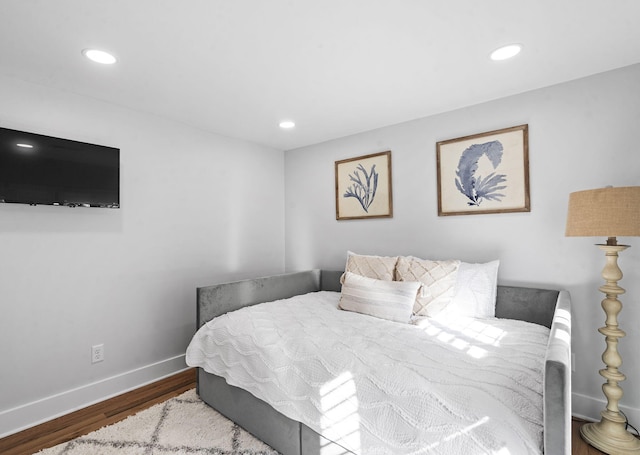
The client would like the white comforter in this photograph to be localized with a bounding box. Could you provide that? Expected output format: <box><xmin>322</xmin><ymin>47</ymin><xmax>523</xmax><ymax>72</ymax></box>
<box><xmin>186</xmin><ymin>291</ymin><xmax>549</xmax><ymax>455</ymax></box>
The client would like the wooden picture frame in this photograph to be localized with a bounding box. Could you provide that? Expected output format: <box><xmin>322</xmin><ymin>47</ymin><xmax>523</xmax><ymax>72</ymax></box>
<box><xmin>335</xmin><ymin>151</ymin><xmax>393</xmax><ymax>220</ymax></box>
<box><xmin>436</xmin><ymin>124</ymin><xmax>530</xmax><ymax>216</ymax></box>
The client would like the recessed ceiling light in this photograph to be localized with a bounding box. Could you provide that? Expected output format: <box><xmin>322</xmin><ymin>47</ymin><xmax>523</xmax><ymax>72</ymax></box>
<box><xmin>82</xmin><ymin>48</ymin><xmax>117</xmax><ymax>65</ymax></box>
<box><xmin>279</xmin><ymin>121</ymin><xmax>296</xmax><ymax>129</ymax></box>
<box><xmin>490</xmin><ymin>44</ymin><xmax>522</xmax><ymax>61</ymax></box>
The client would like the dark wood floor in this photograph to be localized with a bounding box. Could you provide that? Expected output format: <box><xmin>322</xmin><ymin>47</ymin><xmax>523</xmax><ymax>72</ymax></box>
<box><xmin>0</xmin><ymin>370</ymin><xmax>622</xmax><ymax>455</ymax></box>
<box><xmin>572</xmin><ymin>418</ymin><xmax>640</xmax><ymax>454</ymax></box>
<box><xmin>572</xmin><ymin>418</ymin><xmax>607</xmax><ymax>455</ymax></box>
<box><xmin>0</xmin><ymin>368</ymin><xmax>196</xmax><ymax>455</ymax></box>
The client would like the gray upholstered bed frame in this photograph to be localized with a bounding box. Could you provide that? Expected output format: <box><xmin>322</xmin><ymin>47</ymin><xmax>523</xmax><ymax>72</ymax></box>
<box><xmin>195</xmin><ymin>269</ymin><xmax>571</xmax><ymax>455</ymax></box>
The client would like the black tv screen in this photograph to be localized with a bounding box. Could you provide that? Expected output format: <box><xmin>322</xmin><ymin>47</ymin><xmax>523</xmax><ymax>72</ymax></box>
<box><xmin>0</xmin><ymin>127</ymin><xmax>119</xmax><ymax>208</ymax></box>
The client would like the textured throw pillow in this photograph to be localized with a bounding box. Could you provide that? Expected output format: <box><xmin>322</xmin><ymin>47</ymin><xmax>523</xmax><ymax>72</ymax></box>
<box><xmin>341</xmin><ymin>251</ymin><xmax>398</xmax><ymax>283</ymax></box>
<box><xmin>436</xmin><ymin>260</ymin><xmax>500</xmax><ymax>319</ymax></box>
<box><xmin>339</xmin><ymin>272</ymin><xmax>420</xmax><ymax>323</ymax></box>
<box><xmin>395</xmin><ymin>256</ymin><xmax>461</xmax><ymax>316</ymax></box>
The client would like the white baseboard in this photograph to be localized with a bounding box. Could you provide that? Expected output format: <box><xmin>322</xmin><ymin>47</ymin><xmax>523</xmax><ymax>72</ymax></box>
<box><xmin>0</xmin><ymin>354</ymin><xmax>188</xmax><ymax>438</ymax></box>
<box><xmin>573</xmin><ymin>391</ymin><xmax>640</xmax><ymax>429</ymax></box>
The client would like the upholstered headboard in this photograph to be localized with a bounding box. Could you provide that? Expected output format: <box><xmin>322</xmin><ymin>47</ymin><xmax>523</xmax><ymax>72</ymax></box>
<box><xmin>197</xmin><ymin>269</ymin><xmax>559</xmax><ymax>328</ymax></box>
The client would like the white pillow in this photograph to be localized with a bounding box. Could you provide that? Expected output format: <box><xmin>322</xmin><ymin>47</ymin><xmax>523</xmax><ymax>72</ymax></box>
<box><xmin>339</xmin><ymin>272</ymin><xmax>420</xmax><ymax>323</ymax></box>
<box><xmin>395</xmin><ymin>256</ymin><xmax>460</xmax><ymax>316</ymax></box>
<box><xmin>435</xmin><ymin>260</ymin><xmax>500</xmax><ymax>320</ymax></box>
<box><xmin>341</xmin><ymin>251</ymin><xmax>398</xmax><ymax>283</ymax></box>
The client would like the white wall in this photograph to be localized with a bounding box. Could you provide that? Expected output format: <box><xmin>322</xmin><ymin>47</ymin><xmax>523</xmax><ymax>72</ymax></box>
<box><xmin>285</xmin><ymin>64</ymin><xmax>640</xmax><ymax>423</ymax></box>
<box><xmin>0</xmin><ymin>76</ymin><xmax>285</xmax><ymax>436</ymax></box>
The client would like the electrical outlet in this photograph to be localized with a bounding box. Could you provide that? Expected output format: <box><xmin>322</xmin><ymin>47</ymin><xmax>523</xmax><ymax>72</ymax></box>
<box><xmin>92</xmin><ymin>344</ymin><xmax>104</xmax><ymax>364</ymax></box>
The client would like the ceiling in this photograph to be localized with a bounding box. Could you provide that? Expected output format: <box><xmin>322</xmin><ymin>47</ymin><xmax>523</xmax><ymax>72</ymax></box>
<box><xmin>2</xmin><ymin>1</ymin><xmax>640</xmax><ymax>151</ymax></box>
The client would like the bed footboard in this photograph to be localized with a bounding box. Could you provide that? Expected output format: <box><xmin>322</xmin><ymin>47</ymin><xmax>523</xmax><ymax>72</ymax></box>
<box><xmin>544</xmin><ymin>290</ymin><xmax>572</xmax><ymax>455</ymax></box>
<box><xmin>198</xmin><ymin>270</ymin><xmax>324</xmax><ymax>328</ymax></box>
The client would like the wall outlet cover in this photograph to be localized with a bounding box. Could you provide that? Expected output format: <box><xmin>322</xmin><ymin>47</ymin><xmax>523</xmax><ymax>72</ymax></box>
<box><xmin>92</xmin><ymin>344</ymin><xmax>104</xmax><ymax>363</ymax></box>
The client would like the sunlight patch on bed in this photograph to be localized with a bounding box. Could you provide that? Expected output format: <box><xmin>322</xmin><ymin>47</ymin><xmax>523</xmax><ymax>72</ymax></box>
<box><xmin>320</xmin><ymin>371</ymin><xmax>361</xmax><ymax>453</ymax></box>
<box><xmin>424</xmin><ymin>416</ymin><xmax>491</xmax><ymax>450</ymax></box>
<box><xmin>554</xmin><ymin>308</ymin><xmax>570</xmax><ymax>324</ymax></box>
<box><xmin>417</xmin><ymin>318</ymin><xmax>507</xmax><ymax>359</ymax></box>
<box><xmin>552</xmin><ymin>308</ymin><xmax>571</xmax><ymax>345</ymax></box>
<box><xmin>319</xmin><ymin>439</ymin><xmax>354</xmax><ymax>455</ymax></box>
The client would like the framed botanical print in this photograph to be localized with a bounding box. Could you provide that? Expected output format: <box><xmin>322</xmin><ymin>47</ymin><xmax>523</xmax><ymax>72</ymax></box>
<box><xmin>436</xmin><ymin>124</ymin><xmax>530</xmax><ymax>216</ymax></box>
<box><xmin>335</xmin><ymin>151</ymin><xmax>393</xmax><ymax>220</ymax></box>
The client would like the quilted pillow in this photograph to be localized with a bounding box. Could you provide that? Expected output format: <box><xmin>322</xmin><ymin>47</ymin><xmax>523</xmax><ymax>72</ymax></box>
<box><xmin>435</xmin><ymin>260</ymin><xmax>500</xmax><ymax>320</ymax></box>
<box><xmin>342</xmin><ymin>251</ymin><xmax>398</xmax><ymax>282</ymax></box>
<box><xmin>395</xmin><ymin>256</ymin><xmax>461</xmax><ymax>316</ymax></box>
<box><xmin>339</xmin><ymin>272</ymin><xmax>420</xmax><ymax>323</ymax></box>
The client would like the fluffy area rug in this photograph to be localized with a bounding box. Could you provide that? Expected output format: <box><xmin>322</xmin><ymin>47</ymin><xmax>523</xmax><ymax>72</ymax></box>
<box><xmin>36</xmin><ymin>389</ymin><xmax>279</xmax><ymax>454</ymax></box>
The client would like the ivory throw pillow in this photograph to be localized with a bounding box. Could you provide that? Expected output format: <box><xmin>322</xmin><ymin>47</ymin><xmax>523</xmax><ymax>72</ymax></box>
<box><xmin>436</xmin><ymin>260</ymin><xmax>500</xmax><ymax>320</ymax></box>
<box><xmin>342</xmin><ymin>251</ymin><xmax>398</xmax><ymax>282</ymax></box>
<box><xmin>395</xmin><ymin>256</ymin><xmax>461</xmax><ymax>316</ymax></box>
<box><xmin>339</xmin><ymin>272</ymin><xmax>420</xmax><ymax>323</ymax></box>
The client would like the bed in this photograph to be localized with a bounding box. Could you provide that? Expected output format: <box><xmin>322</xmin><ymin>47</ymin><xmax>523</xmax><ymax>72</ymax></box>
<box><xmin>186</xmin><ymin>268</ymin><xmax>571</xmax><ymax>455</ymax></box>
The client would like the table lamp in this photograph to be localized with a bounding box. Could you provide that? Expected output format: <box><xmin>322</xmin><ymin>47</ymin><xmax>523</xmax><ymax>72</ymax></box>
<box><xmin>566</xmin><ymin>185</ymin><xmax>640</xmax><ymax>454</ymax></box>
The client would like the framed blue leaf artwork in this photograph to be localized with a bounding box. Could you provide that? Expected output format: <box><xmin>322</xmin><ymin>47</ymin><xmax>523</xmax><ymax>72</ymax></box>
<box><xmin>436</xmin><ymin>124</ymin><xmax>530</xmax><ymax>216</ymax></box>
<box><xmin>335</xmin><ymin>151</ymin><xmax>393</xmax><ymax>220</ymax></box>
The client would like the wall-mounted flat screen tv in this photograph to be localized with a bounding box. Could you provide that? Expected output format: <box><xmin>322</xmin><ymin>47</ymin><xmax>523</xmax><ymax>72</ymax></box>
<box><xmin>0</xmin><ymin>127</ymin><xmax>119</xmax><ymax>208</ymax></box>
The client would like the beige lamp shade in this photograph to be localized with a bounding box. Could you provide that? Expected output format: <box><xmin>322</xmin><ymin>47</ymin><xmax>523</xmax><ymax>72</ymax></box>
<box><xmin>566</xmin><ymin>186</ymin><xmax>640</xmax><ymax>238</ymax></box>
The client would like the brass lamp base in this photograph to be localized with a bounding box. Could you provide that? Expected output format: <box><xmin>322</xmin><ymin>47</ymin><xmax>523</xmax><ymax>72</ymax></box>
<box><xmin>581</xmin><ymin>419</ymin><xmax>640</xmax><ymax>454</ymax></box>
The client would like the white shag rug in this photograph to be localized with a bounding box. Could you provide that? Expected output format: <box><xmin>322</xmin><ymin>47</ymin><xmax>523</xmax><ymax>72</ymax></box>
<box><xmin>36</xmin><ymin>389</ymin><xmax>279</xmax><ymax>455</ymax></box>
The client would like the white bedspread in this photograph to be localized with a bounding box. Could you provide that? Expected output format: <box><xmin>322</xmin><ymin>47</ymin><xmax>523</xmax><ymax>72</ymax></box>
<box><xmin>186</xmin><ymin>291</ymin><xmax>549</xmax><ymax>455</ymax></box>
